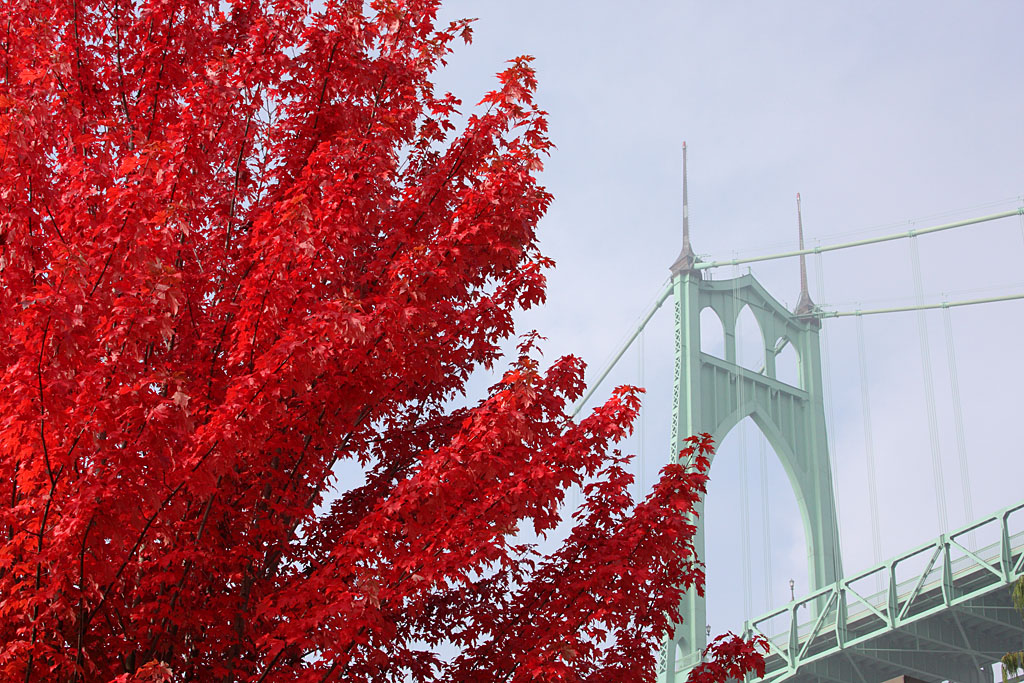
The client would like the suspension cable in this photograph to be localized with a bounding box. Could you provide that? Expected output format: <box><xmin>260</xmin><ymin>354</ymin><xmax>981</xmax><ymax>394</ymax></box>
<box><xmin>759</xmin><ymin>436</ymin><xmax>774</xmax><ymax>611</ymax></box>
<box><xmin>571</xmin><ymin>281</ymin><xmax>672</xmax><ymax>417</ymax></box>
<box><xmin>694</xmin><ymin>208</ymin><xmax>1023</xmax><ymax>271</ymax></box>
<box><xmin>856</xmin><ymin>316</ymin><xmax>883</xmax><ymax>587</ymax></box>
<box><xmin>817</xmin><ymin>291</ymin><xmax>1024</xmax><ymax>318</ymax></box>
<box><xmin>639</xmin><ymin>326</ymin><xmax>647</xmax><ymax>496</ymax></box>
<box><xmin>574</xmin><ymin>207</ymin><xmax>1024</xmax><ymax>418</ymax></box>
<box><xmin>910</xmin><ymin>236</ymin><xmax>949</xmax><ymax>533</ymax></box>
<box><xmin>942</xmin><ymin>306</ymin><xmax>974</xmax><ymax>539</ymax></box>
<box><xmin>815</xmin><ymin>250</ymin><xmax>845</xmax><ymax>580</ymax></box>
<box><xmin>740</xmin><ymin>427</ymin><xmax>753</xmax><ymax>618</ymax></box>
<box><xmin>732</xmin><ymin>268</ymin><xmax>754</xmax><ymax>619</ymax></box>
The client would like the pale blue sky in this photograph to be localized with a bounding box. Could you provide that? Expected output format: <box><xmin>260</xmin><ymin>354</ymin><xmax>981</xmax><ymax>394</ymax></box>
<box><xmin>430</xmin><ymin>0</ymin><xmax>1024</xmax><ymax>643</ymax></box>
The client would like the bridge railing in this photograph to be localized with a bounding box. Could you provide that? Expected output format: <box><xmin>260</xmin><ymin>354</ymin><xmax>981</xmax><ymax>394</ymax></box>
<box><xmin>678</xmin><ymin>499</ymin><xmax>1024</xmax><ymax>677</ymax></box>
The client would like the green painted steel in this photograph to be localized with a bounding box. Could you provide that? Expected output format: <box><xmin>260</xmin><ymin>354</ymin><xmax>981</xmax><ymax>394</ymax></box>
<box><xmin>571</xmin><ymin>283</ymin><xmax>672</xmax><ymax>418</ymax></box>
<box><xmin>653</xmin><ymin>263</ymin><xmax>1024</xmax><ymax>683</ymax></box>
<box><xmin>684</xmin><ymin>499</ymin><xmax>1024</xmax><ymax>682</ymax></box>
<box><xmin>568</xmin><ymin>211</ymin><xmax>1024</xmax><ymax>424</ymax></box>
<box><xmin>657</xmin><ymin>268</ymin><xmax>842</xmax><ymax>681</ymax></box>
<box><xmin>817</xmin><ymin>291</ymin><xmax>1024</xmax><ymax>318</ymax></box>
<box><xmin>642</xmin><ymin>163</ymin><xmax>1024</xmax><ymax>679</ymax></box>
<box><xmin>693</xmin><ymin>208</ymin><xmax>1024</xmax><ymax>272</ymax></box>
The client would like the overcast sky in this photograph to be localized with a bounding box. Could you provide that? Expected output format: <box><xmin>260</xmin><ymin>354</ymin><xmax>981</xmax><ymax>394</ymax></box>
<box><xmin>430</xmin><ymin>1</ymin><xmax>1024</xmax><ymax>643</ymax></box>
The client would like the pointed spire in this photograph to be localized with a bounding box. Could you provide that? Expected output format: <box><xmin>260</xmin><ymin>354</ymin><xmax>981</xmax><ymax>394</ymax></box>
<box><xmin>670</xmin><ymin>141</ymin><xmax>698</xmax><ymax>274</ymax></box>
<box><xmin>794</xmin><ymin>192</ymin><xmax>816</xmax><ymax>316</ymax></box>
<box><xmin>682</xmin><ymin>140</ymin><xmax>690</xmax><ymax>250</ymax></box>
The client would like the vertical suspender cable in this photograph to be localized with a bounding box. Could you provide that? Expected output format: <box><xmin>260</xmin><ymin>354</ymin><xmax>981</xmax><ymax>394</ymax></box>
<box><xmin>740</xmin><ymin>426</ymin><xmax>753</xmax><ymax>618</ymax></box>
<box><xmin>759</xmin><ymin>436</ymin><xmax>774</xmax><ymax>611</ymax></box>
<box><xmin>942</xmin><ymin>306</ymin><xmax>974</xmax><ymax>537</ymax></box>
<box><xmin>733</xmin><ymin>268</ymin><xmax>754</xmax><ymax>619</ymax></box>
<box><xmin>910</xmin><ymin>236</ymin><xmax>948</xmax><ymax>532</ymax></box>
<box><xmin>856</xmin><ymin>315</ymin><xmax>883</xmax><ymax>589</ymax></box>
<box><xmin>814</xmin><ymin>251</ymin><xmax>845</xmax><ymax>575</ymax></box>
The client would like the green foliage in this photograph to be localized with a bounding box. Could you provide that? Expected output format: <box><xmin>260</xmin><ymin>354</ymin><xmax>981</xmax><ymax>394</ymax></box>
<box><xmin>1003</xmin><ymin>578</ymin><xmax>1024</xmax><ymax>680</ymax></box>
<box><xmin>1013</xmin><ymin>576</ymin><xmax>1024</xmax><ymax>613</ymax></box>
<box><xmin>1004</xmin><ymin>650</ymin><xmax>1024</xmax><ymax>680</ymax></box>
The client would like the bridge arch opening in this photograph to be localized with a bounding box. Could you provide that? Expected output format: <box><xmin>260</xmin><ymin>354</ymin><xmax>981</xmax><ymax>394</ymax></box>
<box><xmin>700</xmin><ymin>306</ymin><xmax>725</xmax><ymax>358</ymax></box>
<box><xmin>674</xmin><ymin>640</ymin><xmax>689</xmax><ymax>669</ymax></box>
<box><xmin>774</xmin><ymin>338</ymin><xmax>800</xmax><ymax>388</ymax></box>
<box><xmin>734</xmin><ymin>304</ymin><xmax>765</xmax><ymax>372</ymax></box>
<box><xmin>704</xmin><ymin>416</ymin><xmax>809</xmax><ymax>634</ymax></box>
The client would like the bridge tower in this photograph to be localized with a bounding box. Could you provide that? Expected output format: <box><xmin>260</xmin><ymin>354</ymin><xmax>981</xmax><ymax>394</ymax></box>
<box><xmin>658</xmin><ymin>148</ymin><xmax>843</xmax><ymax>680</ymax></box>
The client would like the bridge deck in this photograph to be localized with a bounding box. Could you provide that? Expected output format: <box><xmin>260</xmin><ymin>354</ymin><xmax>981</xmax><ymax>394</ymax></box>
<box><xmin>680</xmin><ymin>500</ymin><xmax>1024</xmax><ymax>683</ymax></box>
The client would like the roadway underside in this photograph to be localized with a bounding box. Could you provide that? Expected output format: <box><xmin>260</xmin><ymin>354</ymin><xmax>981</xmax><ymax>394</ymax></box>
<box><xmin>762</xmin><ymin>588</ymin><xmax>1024</xmax><ymax>683</ymax></box>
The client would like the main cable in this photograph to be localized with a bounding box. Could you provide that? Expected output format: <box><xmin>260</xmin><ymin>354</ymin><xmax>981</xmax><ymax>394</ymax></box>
<box><xmin>695</xmin><ymin>208</ymin><xmax>1022</xmax><ymax>271</ymax></box>
<box><xmin>639</xmin><ymin>327</ymin><xmax>647</xmax><ymax>497</ymax></box>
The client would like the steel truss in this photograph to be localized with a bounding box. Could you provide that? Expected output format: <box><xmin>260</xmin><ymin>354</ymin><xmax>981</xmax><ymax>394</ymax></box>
<box><xmin>677</xmin><ymin>501</ymin><xmax>1024</xmax><ymax>682</ymax></box>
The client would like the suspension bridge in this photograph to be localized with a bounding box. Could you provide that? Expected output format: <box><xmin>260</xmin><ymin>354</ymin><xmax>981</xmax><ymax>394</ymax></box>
<box><xmin>573</xmin><ymin>144</ymin><xmax>1024</xmax><ymax>682</ymax></box>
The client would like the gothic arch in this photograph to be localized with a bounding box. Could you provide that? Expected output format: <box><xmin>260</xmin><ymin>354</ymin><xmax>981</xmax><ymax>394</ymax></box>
<box><xmin>699</xmin><ymin>306</ymin><xmax>725</xmax><ymax>358</ymax></box>
<box><xmin>660</xmin><ymin>269</ymin><xmax>841</xmax><ymax>682</ymax></box>
<box><xmin>710</xmin><ymin>405</ymin><xmax>820</xmax><ymax>565</ymax></box>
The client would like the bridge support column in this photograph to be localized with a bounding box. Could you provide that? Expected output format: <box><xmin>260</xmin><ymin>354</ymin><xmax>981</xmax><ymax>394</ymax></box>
<box><xmin>658</xmin><ymin>265</ymin><xmax>843</xmax><ymax>682</ymax></box>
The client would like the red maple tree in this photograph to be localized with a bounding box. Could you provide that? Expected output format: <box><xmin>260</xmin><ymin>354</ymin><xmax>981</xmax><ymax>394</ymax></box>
<box><xmin>0</xmin><ymin>0</ymin><xmax>764</xmax><ymax>680</ymax></box>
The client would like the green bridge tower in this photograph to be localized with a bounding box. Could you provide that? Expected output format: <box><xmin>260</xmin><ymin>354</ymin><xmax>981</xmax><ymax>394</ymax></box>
<box><xmin>657</xmin><ymin>147</ymin><xmax>843</xmax><ymax>680</ymax></box>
